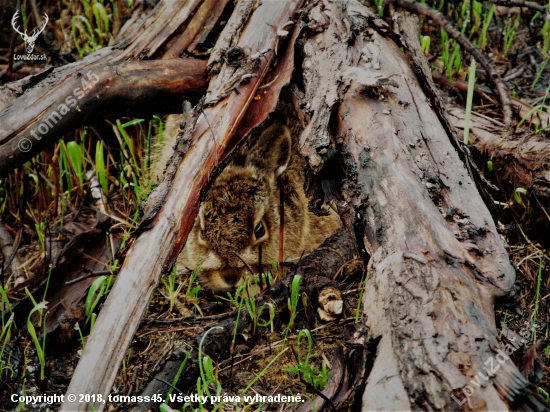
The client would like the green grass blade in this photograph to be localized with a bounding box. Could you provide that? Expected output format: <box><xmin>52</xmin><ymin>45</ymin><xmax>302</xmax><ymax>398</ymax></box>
<box><xmin>463</xmin><ymin>59</ymin><xmax>476</xmax><ymax>145</ymax></box>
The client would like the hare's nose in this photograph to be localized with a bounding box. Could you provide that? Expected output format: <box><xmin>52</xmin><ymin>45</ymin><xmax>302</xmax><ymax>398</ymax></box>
<box><xmin>221</xmin><ymin>268</ymin><xmax>244</xmax><ymax>288</ymax></box>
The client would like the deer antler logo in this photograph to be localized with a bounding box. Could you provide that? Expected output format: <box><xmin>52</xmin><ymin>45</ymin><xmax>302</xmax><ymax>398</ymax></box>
<box><xmin>11</xmin><ymin>11</ymin><xmax>48</xmax><ymax>54</ymax></box>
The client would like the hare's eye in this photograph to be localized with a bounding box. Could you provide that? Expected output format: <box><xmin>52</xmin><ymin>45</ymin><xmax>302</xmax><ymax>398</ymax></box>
<box><xmin>254</xmin><ymin>221</ymin><xmax>266</xmax><ymax>239</ymax></box>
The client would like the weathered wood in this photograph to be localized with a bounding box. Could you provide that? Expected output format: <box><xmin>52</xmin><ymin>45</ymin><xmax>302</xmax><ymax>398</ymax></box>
<box><xmin>394</xmin><ymin>0</ymin><xmax>513</xmax><ymax>126</ymax></box>
<box><xmin>60</xmin><ymin>1</ymin><xmax>305</xmax><ymax>410</ymax></box>
<box><xmin>398</xmin><ymin>13</ymin><xmax>550</xmax><ymax>244</ymax></box>
<box><xmin>3</xmin><ymin>0</ymin><xmax>547</xmax><ymax>409</ymax></box>
<box><xmin>163</xmin><ymin>0</ymin><xmax>232</xmax><ymax>58</ymax></box>
<box><xmin>0</xmin><ymin>59</ymin><xmax>206</xmax><ymax>177</ymax></box>
<box><xmin>448</xmin><ymin>107</ymin><xmax>550</xmax><ymax>198</ymax></box>
<box><xmin>448</xmin><ymin>107</ymin><xmax>550</xmax><ymax>244</ymax></box>
<box><xmin>0</xmin><ymin>0</ymin><xmax>219</xmax><ymax>178</ymax></box>
<box><xmin>296</xmin><ymin>2</ymin><xmax>543</xmax><ymax>410</ymax></box>
<box><xmin>433</xmin><ymin>73</ymin><xmax>550</xmax><ymax>129</ymax></box>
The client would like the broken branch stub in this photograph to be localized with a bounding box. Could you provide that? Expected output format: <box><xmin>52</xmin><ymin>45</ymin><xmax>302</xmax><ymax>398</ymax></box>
<box><xmin>298</xmin><ymin>1</ymin><xmax>541</xmax><ymax>410</ymax></box>
<box><xmin>60</xmin><ymin>1</ymin><xmax>305</xmax><ymax>410</ymax></box>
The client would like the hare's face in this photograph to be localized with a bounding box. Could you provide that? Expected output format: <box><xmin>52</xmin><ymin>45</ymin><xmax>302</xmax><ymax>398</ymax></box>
<box><xmin>179</xmin><ymin>124</ymin><xmax>292</xmax><ymax>292</ymax></box>
<box><xmin>184</xmin><ymin>167</ymin><xmax>279</xmax><ymax>291</ymax></box>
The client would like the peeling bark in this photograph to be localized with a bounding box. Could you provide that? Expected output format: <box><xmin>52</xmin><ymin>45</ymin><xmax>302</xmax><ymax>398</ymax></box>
<box><xmin>60</xmin><ymin>1</ymin><xmax>306</xmax><ymax>410</ymax></box>
<box><xmin>296</xmin><ymin>2</ymin><xmax>543</xmax><ymax>410</ymax></box>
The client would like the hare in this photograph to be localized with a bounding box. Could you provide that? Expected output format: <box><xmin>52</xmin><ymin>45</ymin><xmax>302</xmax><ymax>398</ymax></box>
<box><xmin>154</xmin><ymin>116</ymin><xmax>341</xmax><ymax>292</ymax></box>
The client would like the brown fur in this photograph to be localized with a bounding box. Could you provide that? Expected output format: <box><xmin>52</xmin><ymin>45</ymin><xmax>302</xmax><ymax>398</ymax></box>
<box><xmin>156</xmin><ymin>117</ymin><xmax>341</xmax><ymax>292</ymax></box>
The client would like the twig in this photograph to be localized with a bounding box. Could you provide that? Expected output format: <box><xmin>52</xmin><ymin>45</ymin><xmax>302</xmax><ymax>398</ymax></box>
<box><xmin>395</xmin><ymin>0</ymin><xmax>513</xmax><ymax>126</ymax></box>
<box><xmin>7</xmin><ymin>0</ymin><xmax>22</xmax><ymax>80</ymax></box>
<box><xmin>532</xmin><ymin>192</ymin><xmax>550</xmax><ymax>223</ymax></box>
<box><xmin>65</xmin><ymin>267</ymin><xmax>114</xmax><ymax>285</ymax></box>
<box><xmin>298</xmin><ymin>377</ymin><xmax>337</xmax><ymax>412</ymax></box>
<box><xmin>2</xmin><ymin>175</ymin><xmax>27</xmax><ymax>274</ymax></box>
<box><xmin>29</xmin><ymin>0</ymin><xmax>43</xmax><ymax>34</ymax></box>
<box><xmin>152</xmin><ymin>377</ymin><xmax>181</xmax><ymax>393</ymax></box>
<box><xmin>0</xmin><ymin>215</ymin><xmax>21</xmax><ymax>276</ymax></box>
<box><xmin>485</xmin><ymin>0</ymin><xmax>546</xmax><ymax>13</ymax></box>
<box><xmin>278</xmin><ymin>177</ymin><xmax>285</xmax><ymax>280</ymax></box>
<box><xmin>3</xmin><ymin>222</ymin><xmax>24</xmax><ymax>274</ymax></box>
<box><xmin>0</xmin><ymin>62</ymin><xmax>28</xmax><ymax>79</ymax></box>
<box><xmin>232</xmin><ymin>251</ymin><xmax>256</xmax><ymax>276</ymax></box>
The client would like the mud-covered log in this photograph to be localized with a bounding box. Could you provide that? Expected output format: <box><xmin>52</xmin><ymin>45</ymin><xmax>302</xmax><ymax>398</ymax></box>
<box><xmin>297</xmin><ymin>2</ymin><xmax>544</xmax><ymax>410</ymax></box>
<box><xmin>60</xmin><ymin>1</ymin><xmax>305</xmax><ymax>410</ymax></box>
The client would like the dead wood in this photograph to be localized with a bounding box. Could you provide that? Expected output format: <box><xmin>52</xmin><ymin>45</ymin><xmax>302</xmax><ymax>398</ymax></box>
<box><xmin>6</xmin><ymin>213</ymin><xmax>118</xmax><ymax>356</ymax></box>
<box><xmin>485</xmin><ymin>0</ymin><xmax>547</xmax><ymax>13</ymax></box>
<box><xmin>397</xmin><ymin>14</ymin><xmax>550</xmax><ymax>244</ymax></box>
<box><xmin>60</xmin><ymin>1</ymin><xmax>306</xmax><ymax>410</ymax></box>
<box><xmin>163</xmin><ymin>0</ymin><xmax>232</xmax><ymax>59</ymax></box>
<box><xmin>0</xmin><ymin>210</ymin><xmax>23</xmax><ymax>279</ymax></box>
<box><xmin>0</xmin><ymin>0</ymin><xmax>230</xmax><ymax>178</ymax></box>
<box><xmin>2</xmin><ymin>0</ymin><xmax>547</xmax><ymax>409</ymax></box>
<box><xmin>298</xmin><ymin>324</ymin><xmax>369</xmax><ymax>412</ymax></box>
<box><xmin>447</xmin><ymin>107</ymin><xmax>550</xmax><ymax>245</ymax></box>
<box><xmin>298</xmin><ymin>224</ymin><xmax>360</xmax><ymax>321</ymax></box>
<box><xmin>433</xmin><ymin>73</ymin><xmax>550</xmax><ymax>129</ymax></box>
<box><xmin>0</xmin><ymin>58</ymin><xmax>206</xmax><ymax>178</ymax></box>
<box><xmin>296</xmin><ymin>2</ymin><xmax>543</xmax><ymax>410</ymax></box>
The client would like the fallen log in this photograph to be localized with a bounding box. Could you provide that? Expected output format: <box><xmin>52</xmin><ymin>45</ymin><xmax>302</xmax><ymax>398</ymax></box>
<box><xmin>448</xmin><ymin>107</ymin><xmax>550</xmax><ymax>244</ymax></box>
<box><xmin>398</xmin><ymin>13</ymin><xmax>550</xmax><ymax>244</ymax></box>
<box><xmin>60</xmin><ymin>1</ymin><xmax>306</xmax><ymax>410</ymax></box>
<box><xmin>0</xmin><ymin>0</ymin><xmax>221</xmax><ymax>178</ymax></box>
<box><xmin>3</xmin><ymin>20</ymin><xmax>547</xmax><ymax>235</ymax></box>
<box><xmin>296</xmin><ymin>3</ymin><xmax>543</xmax><ymax>410</ymax></box>
<box><xmin>0</xmin><ymin>59</ymin><xmax>206</xmax><ymax>177</ymax></box>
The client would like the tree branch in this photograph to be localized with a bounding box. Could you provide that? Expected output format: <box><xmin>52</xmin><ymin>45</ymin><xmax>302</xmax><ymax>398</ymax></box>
<box><xmin>0</xmin><ymin>58</ymin><xmax>207</xmax><ymax>177</ymax></box>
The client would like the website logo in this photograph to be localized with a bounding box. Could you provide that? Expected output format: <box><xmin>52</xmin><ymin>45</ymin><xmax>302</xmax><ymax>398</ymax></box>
<box><xmin>11</xmin><ymin>11</ymin><xmax>48</xmax><ymax>60</ymax></box>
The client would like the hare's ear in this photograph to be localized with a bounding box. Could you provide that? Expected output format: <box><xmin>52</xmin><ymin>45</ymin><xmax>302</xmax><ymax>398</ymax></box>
<box><xmin>246</xmin><ymin>124</ymin><xmax>292</xmax><ymax>177</ymax></box>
